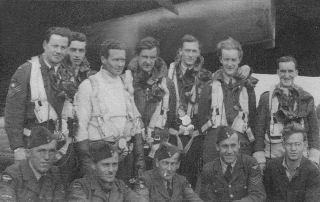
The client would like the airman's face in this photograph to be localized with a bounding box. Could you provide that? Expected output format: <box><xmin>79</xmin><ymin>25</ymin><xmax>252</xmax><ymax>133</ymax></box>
<box><xmin>68</xmin><ymin>40</ymin><xmax>86</xmax><ymax>66</ymax></box>
<box><xmin>220</xmin><ymin>49</ymin><xmax>241</xmax><ymax>77</ymax></box>
<box><xmin>94</xmin><ymin>153</ymin><xmax>119</xmax><ymax>183</ymax></box>
<box><xmin>101</xmin><ymin>49</ymin><xmax>126</xmax><ymax>77</ymax></box>
<box><xmin>216</xmin><ymin>133</ymin><xmax>240</xmax><ymax>164</ymax></box>
<box><xmin>283</xmin><ymin>133</ymin><xmax>304</xmax><ymax>161</ymax></box>
<box><xmin>179</xmin><ymin>41</ymin><xmax>200</xmax><ymax>67</ymax></box>
<box><xmin>27</xmin><ymin>140</ymin><xmax>57</xmax><ymax>174</ymax></box>
<box><xmin>277</xmin><ymin>61</ymin><xmax>298</xmax><ymax>88</ymax></box>
<box><xmin>156</xmin><ymin>153</ymin><xmax>180</xmax><ymax>181</ymax></box>
<box><xmin>138</xmin><ymin>47</ymin><xmax>158</xmax><ymax>73</ymax></box>
<box><xmin>43</xmin><ymin>34</ymin><xmax>69</xmax><ymax>66</ymax></box>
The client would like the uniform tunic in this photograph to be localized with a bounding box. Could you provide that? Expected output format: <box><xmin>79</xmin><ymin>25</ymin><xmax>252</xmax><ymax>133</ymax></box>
<box><xmin>140</xmin><ymin>168</ymin><xmax>203</xmax><ymax>202</ymax></box>
<box><xmin>197</xmin><ymin>154</ymin><xmax>266</xmax><ymax>202</ymax></box>
<box><xmin>68</xmin><ymin>175</ymin><xmax>145</xmax><ymax>202</ymax></box>
<box><xmin>5</xmin><ymin>55</ymin><xmax>65</xmax><ymax>150</ymax></box>
<box><xmin>0</xmin><ymin>160</ymin><xmax>65</xmax><ymax>202</ymax></box>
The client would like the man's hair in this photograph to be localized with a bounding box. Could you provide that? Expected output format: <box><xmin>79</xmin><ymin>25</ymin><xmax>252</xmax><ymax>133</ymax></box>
<box><xmin>179</xmin><ymin>34</ymin><xmax>200</xmax><ymax>49</ymax></box>
<box><xmin>282</xmin><ymin>123</ymin><xmax>306</xmax><ymax>142</ymax></box>
<box><xmin>70</xmin><ymin>31</ymin><xmax>87</xmax><ymax>43</ymax></box>
<box><xmin>135</xmin><ymin>36</ymin><xmax>160</xmax><ymax>55</ymax></box>
<box><xmin>100</xmin><ymin>39</ymin><xmax>126</xmax><ymax>59</ymax></box>
<box><xmin>44</xmin><ymin>27</ymin><xmax>72</xmax><ymax>44</ymax></box>
<box><xmin>216</xmin><ymin>37</ymin><xmax>243</xmax><ymax>61</ymax></box>
<box><xmin>277</xmin><ymin>56</ymin><xmax>297</xmax><ymax>70</ymax></box>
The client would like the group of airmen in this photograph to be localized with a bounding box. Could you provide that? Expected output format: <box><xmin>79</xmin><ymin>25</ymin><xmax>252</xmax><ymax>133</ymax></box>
<box><xmin>1</xmin><ymin>26</ymin><xmax>320</xmax><ymax>202</ymax></box>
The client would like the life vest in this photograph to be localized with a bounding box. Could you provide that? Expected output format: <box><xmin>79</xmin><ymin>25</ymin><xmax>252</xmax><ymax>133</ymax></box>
<box><xmin>168</xmin><ymin>63</ymin><xmax>197</xmax><ymax>117</ymax></box>
<box><xmin>29</xmin><ymin>56</ymin><xmax>58</xmax><ymax>123</ymax></box>
<box><xmin>266</xmin><ymin>84</ymin><xmax>304</xmax><ymax>144</ymax></box>
<box><xmin>202</xmin><ymin>80</ymin><xmax>254</xmax><ymax>141</ymax></box>
<box><xmin>147</xmin><ymin>77</ymin><xmax>170</xmax><ymax>138</ymax></box>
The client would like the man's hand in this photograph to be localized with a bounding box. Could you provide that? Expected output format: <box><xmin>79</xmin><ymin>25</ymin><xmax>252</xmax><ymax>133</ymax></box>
<box><xmin>236</xmin><ymin>65</ymin><xmax>251</xmax><ymax>79</ymax></box>
<box><xmin>14</xmin><ymin>147</ymin><xmax>26</xmax><ymax>162</ymax></box>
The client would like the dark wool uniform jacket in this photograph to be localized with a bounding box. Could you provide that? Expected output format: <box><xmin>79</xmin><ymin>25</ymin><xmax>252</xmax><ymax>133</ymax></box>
<box><xmin>0</xmin><ymin>160</ymin><xmax>65</xmax><ymax>202</ymax></box>
<box><xmin>67</xmin><ymin>175</ymin><xmax>145</xmax><ymax>202</ymax></box>
<box><xmin>5</xmin><ymin>55</ymin><xmax>65</xmax><ymax>150</ymax></box>
<box><xmin>254</xmin><ymin>87</ymin><xmax>320</xmax><ymax>153</ymax></box>
<box><xmin>264</xmin><ymin>156</ymin><xmax>320</xmax><ymax>202</ymax></box>
<box><xmin>197</xmin><ymin>154</ymin><xmax>266</xmax><ymax>202</ymax></box>
<box><xmin>140</xmin><ymin>168</ymin><xmax>203</xmax><ymax>202</ymax></box>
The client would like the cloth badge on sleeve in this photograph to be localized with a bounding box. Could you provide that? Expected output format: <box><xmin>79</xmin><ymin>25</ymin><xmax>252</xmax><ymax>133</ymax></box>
<box><xmin>1</xmin><ymin>174</ymin><xmax>13</xmax><ymax>184</ymax></box>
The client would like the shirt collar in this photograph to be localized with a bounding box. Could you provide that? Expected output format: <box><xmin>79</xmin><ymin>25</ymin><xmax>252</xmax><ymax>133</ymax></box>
<box><xmin>42</xmin><ymin>54</ymin><xmax>60</xmax><ymax>72</ymax></box>
<box><xmin>180</xmin><ymin>62</ymin><xmax>193</xmax><ymax>75</ymax></box>
<box><xmin>282</xmin><ymin>157</ymin><xmax>301</xmax><ymax>171</ymax></box>
<box><xmin>220</xmin><ymin>158</ymin><xmax>237</xmax><ymax>173</ymax></box>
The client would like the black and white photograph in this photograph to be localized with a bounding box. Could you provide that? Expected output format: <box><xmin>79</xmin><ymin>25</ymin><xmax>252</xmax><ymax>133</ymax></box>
<box><xmin>0</xmin><ymin>0</ymin><xmax>320</xmax><ymax>201</ymax></box>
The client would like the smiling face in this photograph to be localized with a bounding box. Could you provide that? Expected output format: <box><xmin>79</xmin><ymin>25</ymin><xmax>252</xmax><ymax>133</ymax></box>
<box><xmin>68</xmin><ymin>40</ymin><xmax>86</xmax><ymax>66</ymax></box>
<box><xmin>101</xmin><ymin>49</ymin><xmax>126</xmax><ymax>77</ymax></box>
<box><xmin>43</xmin><ymin>34</ymin><xmax>69</xmax><ymax>66</ymax></box>
<box><xmin>26</xmin><ymin>140</ymin><xmax>57</xmax><ymax>174</ymax></box>
<box><xmin>216</xmin><ymin>133</ymin><xmax>240</xmax><ymax>164</ymax></box>
<box><xmin>278</xmin><ymin>61</ymin><xmax>298</xmax><ymax>88</ymax></box>
<box><xmin>179</xmin><ymin>41</ymin><xmax>200</xmax><ymax>67</ymax></box>
<box><xmin>138</xmin><ymin>47</ymin><xmax>158</xmax><ymax>73</ymax></box>
<box><xmin>94</xmin><ymin>152</ymin><xmax>119</xmax><ymax>183</ymax></box>
<box><xmin>220</xmin><ymin>49</ymin><xmax>241</xmax><ymax>77</ymax></box>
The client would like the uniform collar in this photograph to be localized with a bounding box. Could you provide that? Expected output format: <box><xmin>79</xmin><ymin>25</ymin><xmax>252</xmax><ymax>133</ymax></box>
<box><xmin>85</xmin><ymin>174</ymin><xmax>119</xmax><ymax>199</ymax></box>
<box><xmin>220</xmin><ymin>157</ymin><xmax>237</xmax><ymax>174</ymax></box>
<box><xmin>42</xmin><ymin>54</ymin><xmax>60</xmax><ymax>72</ymax></box>
<box><xmin>282</xmin><ymin>156</ymin><xmax>304</xmax><ymax>180</ymax></box>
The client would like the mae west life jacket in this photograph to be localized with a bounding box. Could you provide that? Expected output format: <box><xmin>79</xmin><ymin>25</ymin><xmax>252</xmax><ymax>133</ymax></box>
<box><xmin>202</xmin><ymin>80</ymin><xmax>254</xmax><ymax>142</ymax></box>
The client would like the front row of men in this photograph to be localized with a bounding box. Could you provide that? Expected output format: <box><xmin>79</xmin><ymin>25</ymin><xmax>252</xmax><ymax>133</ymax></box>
<box><xmin>1</xmin><ymin>124</ymin><xmax>319</xmax><ymax>201</ymax></box>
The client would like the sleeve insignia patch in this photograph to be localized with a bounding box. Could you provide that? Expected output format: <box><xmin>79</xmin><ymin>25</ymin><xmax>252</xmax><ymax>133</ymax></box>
<box><xmin>1</xmin><ymin>175</ymin><xmax>13</xmax><ymax>183</ymax></box>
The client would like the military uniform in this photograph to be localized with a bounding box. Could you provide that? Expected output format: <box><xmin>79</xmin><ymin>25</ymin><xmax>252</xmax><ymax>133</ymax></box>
<box><xmin>197</xmin><ymin>154</ymin><xmax>266</xmax><ymax>202</ymax></box>
<box><xmin>139</xmin><ymin>168</ymin><xmax>203</xmax><ymax>202</ymax></box>
<box><xmin>168</xmin><ymin>56</ymin><xmax>211</xmax><ymax>188</ymax></box>
<box><xmin>198</xmin><ymin>69</ymin><xmax>257</xmax><ymax>164</ymax></box>
<box><xmin>5</xmin><ymin>55</ymin><xmax>65</xmax><ymax>151</ymax></box>
<box><xmin>253</xmin><ymin>85</ymin><xmax>320</xmax><ymax>164</ymax></box>
<box><xmin>0</xmin><ymin>160</ymin><xmax>65</xmax><ymax>202</ymax></box>
<box><xmin>68</xmin><ymin>174</ymin><xmax>144</xmax><ymax>202</ymax></box>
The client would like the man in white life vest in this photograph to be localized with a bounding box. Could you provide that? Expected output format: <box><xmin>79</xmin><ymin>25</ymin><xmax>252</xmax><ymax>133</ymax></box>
<box><xmin>198</xmin><ymin>37</ymin><xmax>258</xmax><ymax>164</ymax></box>
<box><xmin>253</xmin><ymin>56</ymin><xmax>320</xmax><ymax>170</ymax></box>
<box><xmin>5</xmin><ymin>27</ymin><xmax>72</xmax><ymax>163</ymax></box>
<box><xmin>75</xmin><ymin>39</ymin><xmax>145</xmax><ymax>185</ymax></box>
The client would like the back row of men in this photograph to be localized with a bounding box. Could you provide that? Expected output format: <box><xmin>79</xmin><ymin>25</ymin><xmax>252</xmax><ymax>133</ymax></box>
<box><xmin>2</xmin><ymin>26</ymin><xmax>320</xmax><ymax>201</ymax></box>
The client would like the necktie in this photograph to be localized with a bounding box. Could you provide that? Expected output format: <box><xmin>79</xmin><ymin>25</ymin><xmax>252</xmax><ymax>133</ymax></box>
<box><xmin>167</xmin><ymin>180</ymin><xmax>173</xmax><ymax>197</ymax></box>
<box><xmin>224</xmin><ymin>164</ymin><xmax>232</xmax><ymax>182</ymax></box>
<box><xmin>228</xmin><ymin>79</ymin><xmax>233</xmax><ymax>88</ymax></box>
